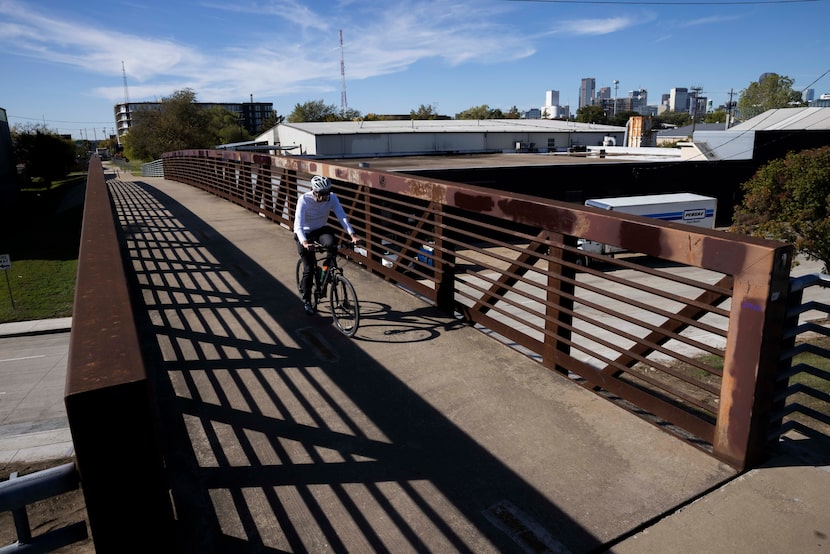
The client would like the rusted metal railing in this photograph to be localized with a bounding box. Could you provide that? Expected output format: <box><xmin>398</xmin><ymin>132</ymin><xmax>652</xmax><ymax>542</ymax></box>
<box><xmin>0</xmin><ymin>463</ymin><xmax>87</xmax><ymax>551</ymax></box>
<box><xmin>65</xmin><ymin>157</ymin><xmax>175</xmax><ymax>551</ymax></box>
<box><xmin>162</xmin><ymin>149</ymin><xmax>793</xmax><ymax>470</ymax></box>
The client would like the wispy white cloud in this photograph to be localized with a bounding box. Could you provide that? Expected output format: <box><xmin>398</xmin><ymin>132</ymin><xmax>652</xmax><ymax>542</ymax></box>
<box><xmin>0</xmin><ymin>0</ymin><xmax>641</xmax><ymax>106</ymax></box>
<box><xmin>0</xmin><ymin>1</ymin><xmax>199</xmax><ymax>79</ymax></box>
<box><xmin>681</xmin><ymin>14</ymin><xmax>742</xmax><ymax>27</ymax></box>
<box><xmin>200</xmin><ymin>0</ymin><xmax>329</xmax><ymax>32</ymax></box>
<box><xmin>1</xmin><ymin>0</ymin><xmax>540</xmax><ymax>103</ymax></box>
<box><xmin>550</xmin><ymin>16</ymin><xmax>641</xmax><ymax>36</ymax></box>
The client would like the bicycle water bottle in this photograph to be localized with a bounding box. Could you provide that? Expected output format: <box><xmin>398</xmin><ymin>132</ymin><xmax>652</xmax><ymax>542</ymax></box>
<box><xmin>319</xmin><ymin>265</ymin><xmax>328</xmax><ymax>283</ymax></box>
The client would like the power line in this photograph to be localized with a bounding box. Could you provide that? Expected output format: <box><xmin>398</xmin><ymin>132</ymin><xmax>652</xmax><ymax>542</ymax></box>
<box><xmin>509</xmin><ymin>0</ymin><xmax>817</xmax><ymax>4</ymax></box>
<box><xmin>800</xmin><ymin>68</ymin><xmax>830</xmax><ymax>93</ymax></box>
<box><xmin>9</xmin><ymin>114</ymin><xmax>112</xmax><ymax>125</ymax></box>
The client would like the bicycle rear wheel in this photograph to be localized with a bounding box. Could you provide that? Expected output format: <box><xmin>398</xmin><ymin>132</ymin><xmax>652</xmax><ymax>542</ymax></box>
<box><xmin>295</xmin><ymin>258</ymin><xmax>304</xmax><ymax>294</ymax></box>
<box><xmin>296</xmin><ymin>258</ymin><xmax>322</xmax><ymax>309</ymax></box>
<box><xmin>329</xmin><ymin>274</ymin><xmax>360</xmax><ymax>337</ymax></box>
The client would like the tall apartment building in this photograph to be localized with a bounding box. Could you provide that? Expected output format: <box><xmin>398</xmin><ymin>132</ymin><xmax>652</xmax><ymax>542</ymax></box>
<box><xmin>115</xmin><ymin>101</ymin><xmax>274</xmax><ymax>137</ymax></box>
<box><xmin>579</xmin><ymin>78</ymin><xmax>596</xmax><ymax>109</ymax></box>
<box><xmin>669</xmin><ymin>88</ymin><xmax>689</xmax><ymax>112</ymax></box>
<box><xmin>545</xmin><ymin>90</ymin><xmax>560</xmax><ymax>107</ymax></box>
<box><xmin>541</xmin><ymin>90</ymin><xmax>569</xmax><ymax>119</ymax></box>
<box><xmin>689</xmin><ymin>90</ymin><xmax>708</xmax><ymax>118</ymax></box>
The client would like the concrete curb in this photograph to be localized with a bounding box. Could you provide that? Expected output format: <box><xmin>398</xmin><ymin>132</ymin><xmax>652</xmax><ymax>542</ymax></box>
<box><xmin>0</xmin><ymin>317</ymin><xmax>72</xmax><ymax>338</ymax></box>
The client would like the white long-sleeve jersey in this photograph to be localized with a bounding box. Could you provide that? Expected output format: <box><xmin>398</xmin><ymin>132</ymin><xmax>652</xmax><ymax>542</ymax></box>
<box><xmin>293</xmin><ymin>191</ymin><xmax>355</xmax><ymax>243</ymax></box>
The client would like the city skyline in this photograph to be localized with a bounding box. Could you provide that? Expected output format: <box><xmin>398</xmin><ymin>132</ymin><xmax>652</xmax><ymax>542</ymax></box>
<box><xmin>1</xmin><ymin>0</ymin><xmax>828</xmax><ymax>140</ymax></box>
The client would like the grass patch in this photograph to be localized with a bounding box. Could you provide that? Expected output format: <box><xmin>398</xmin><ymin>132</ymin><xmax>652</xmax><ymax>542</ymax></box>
<box><xmin>0</xmin><ymin>259</ymin><xmax>77</xmax><ymax>321</ymax></box>
<box><xmin>0</xmin><ymin>178</ymin><xmax>84</xmax><ymax>323</ymax></box>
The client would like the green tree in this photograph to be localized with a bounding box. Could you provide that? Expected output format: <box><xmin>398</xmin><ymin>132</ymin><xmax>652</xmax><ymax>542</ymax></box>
<box><xmin>456</xmin><ymin>104</ymin><xmax>503</xmax><ymax>119</ymax></box>
<box><xmin>11</xmin><ymin>124</ymin><xmax>76</xmax><ymax>188</ymax></box>
<box><xmin>95</xmin><ymin>136</ymin><xmax>120</xmax><ymax>155</ymax></box>
<box><xmin>340</xmin><ymin>107</ymin><xmax>362</xmax><ymax>121</ymax></box>
<box><xmin>287</xmin><ymin>100</ymin><xmax>361</xmax><ymax>123</ymax></box>
<box><xmin>206</xmin><ymin>106</ymin><xmax>251</xmax><ymax>145</ymax></box>
<box><xmin>257</xmin><ymin>110</ymin><xmax>285</xmax><ymax>133</ymax></box>
<box><xmin>504</xmin><ymin>106</ymin><xmax>522</xmax><ymax>119</ymax></box>
<box><xmin>575</xmin><ymin>105</ymin><xmax>607</xmax><ymax>124</ymax></box>
<box><xmin>737</xmin><ymin>73</ymin><xmax>804</xmax><ymax>121</ymax></box>
<box><xmin>704</xmin><ymin>109</ymin><xmax>728</xmax><ymax>124</ymax></box>
<box><xmin>653</xmin><ymin>111</ymin><xmax>692</xmax><ymax>129</ymax></box>
<box><xmin>410</xmin><ymin>104</ymin><xmax>440</xmax><ymax>119</ymax></box>
<box><xmin>122</xmin><ymin>89</ymin><xmax>215</xmax><ymax>160</ymax></box>
<box><xmin>731</xmin><ymin>146</ymin><xmax>830</xmax><ymax>272</ymax></box>
<box><xmin>609</xmin><ymin>110</ymin><xmax>639</xmax><ymax>127</ymax></box>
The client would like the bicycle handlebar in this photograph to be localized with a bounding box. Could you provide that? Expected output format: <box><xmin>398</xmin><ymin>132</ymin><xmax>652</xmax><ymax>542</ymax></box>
<box><xmin>306</xmin><ymin>240</ymin><xmax>363</xmax><ymax>253</ymax></box>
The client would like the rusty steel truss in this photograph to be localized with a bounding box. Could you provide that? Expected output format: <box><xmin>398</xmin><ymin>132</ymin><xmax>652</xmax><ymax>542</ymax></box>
<box><xmin>161</xmin><ymin>149</ymin><xmax>793</xmax><ymax>470</ymax></box>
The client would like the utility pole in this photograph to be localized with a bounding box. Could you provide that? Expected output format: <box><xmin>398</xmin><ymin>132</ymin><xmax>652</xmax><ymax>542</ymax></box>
<box><xmin>726</xmin><ymin>88</ymin><xmax>735</xmax><ymax>129</ymax></box>
<box><xmin>690</xmin><ymin>85</ymin><xmax>704</xmax><ymax>136</ymax></box>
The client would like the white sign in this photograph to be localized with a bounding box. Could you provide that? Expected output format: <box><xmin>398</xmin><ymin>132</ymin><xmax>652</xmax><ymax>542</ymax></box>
<box><xmin>683</xmin><ymin>209</ymin><xmax>706</xmax><ymax>222</ymax></box>
<box><xmin>0</xmin><ymin>254</ymin><xmax>10</xmax><ymax>270</ymax></box>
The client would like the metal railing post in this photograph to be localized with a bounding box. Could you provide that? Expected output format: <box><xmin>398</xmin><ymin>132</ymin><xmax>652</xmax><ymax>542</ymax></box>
<box><xmin>712</xmin><ymin>246</ymin><xmax>793</xmax><ymax>469</ymax></box>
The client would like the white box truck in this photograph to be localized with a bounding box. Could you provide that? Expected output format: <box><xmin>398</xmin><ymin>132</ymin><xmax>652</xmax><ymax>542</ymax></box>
<box><xmin>578</xmin><ymin>192</ymin><xmax>717</xmax><ymax>261</ymax></box>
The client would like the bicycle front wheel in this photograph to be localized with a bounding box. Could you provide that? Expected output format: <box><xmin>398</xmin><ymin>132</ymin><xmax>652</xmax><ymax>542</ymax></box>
<box><xmin>329</xmin><ymin>274</ymin><xmax>360</xmax><ymax>337</ymax></box>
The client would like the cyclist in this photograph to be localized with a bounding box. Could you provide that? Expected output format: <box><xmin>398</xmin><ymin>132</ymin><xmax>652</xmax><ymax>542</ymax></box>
<box><xmin>294</xmin><ymin>175</ymin><xmax>359</xmax><ymax>315</ymax></box>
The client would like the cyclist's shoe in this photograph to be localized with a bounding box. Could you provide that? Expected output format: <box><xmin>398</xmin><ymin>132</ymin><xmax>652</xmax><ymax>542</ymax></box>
<box><xmin>303</xmin><ymin>301</ymin><xmax>315</xmax><ymax>316</ymax></box>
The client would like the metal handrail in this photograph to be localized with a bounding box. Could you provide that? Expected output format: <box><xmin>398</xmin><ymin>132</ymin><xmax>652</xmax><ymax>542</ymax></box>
<box><xmin>162</xmin><ymin>148</ymin><xmax>795</xmax><ymax>470</ymax></box>
<box><xmin>0</xmin><ymin>463</ymin><xmax>87</xmax><ymax>551</ymax></box>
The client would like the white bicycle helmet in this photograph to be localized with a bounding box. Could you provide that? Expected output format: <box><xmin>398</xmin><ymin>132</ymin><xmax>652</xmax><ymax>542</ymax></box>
<box><xmin>310</xmin><ymin>175</ymin><xmax>333</xmax><ymax>194</ymax></box>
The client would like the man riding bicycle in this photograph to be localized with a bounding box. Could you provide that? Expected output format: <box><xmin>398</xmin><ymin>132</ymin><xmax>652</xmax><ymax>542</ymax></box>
<box><xmin>294</xmin><ymin>175</ymin><xmax>359</xmax><ymax>315</ymax></box>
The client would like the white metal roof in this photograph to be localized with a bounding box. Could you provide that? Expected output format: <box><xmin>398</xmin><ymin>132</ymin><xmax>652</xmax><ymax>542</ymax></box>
<box><xmin>280</xmin><ymin>118</ymin><xmax>623</xmax><ymax>136</ymax></box>
<box><xmin>730</xmin><ymin>107</ymin><xmax>830</xmax><ymax>131</ymax></box>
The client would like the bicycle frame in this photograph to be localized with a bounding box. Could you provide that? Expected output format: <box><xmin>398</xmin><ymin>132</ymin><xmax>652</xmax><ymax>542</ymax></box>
<box><xmin>296</xmin><ymin>242</ymin><xmax>361</xmax><ymax>337</ymax></box>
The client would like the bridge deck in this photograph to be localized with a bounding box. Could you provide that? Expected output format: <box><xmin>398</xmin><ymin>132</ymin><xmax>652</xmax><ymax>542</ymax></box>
<box><xmin>109</xmin><ymin>171</ymin><xmax>735</xmax><ymax>552</ymax></box>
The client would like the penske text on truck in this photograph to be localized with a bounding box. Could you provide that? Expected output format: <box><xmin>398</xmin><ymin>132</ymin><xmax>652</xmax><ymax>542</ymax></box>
<box><xmin>578</xmin><ymin>193</ymin><xmax>717</xmax><ymax>264</ymax></box>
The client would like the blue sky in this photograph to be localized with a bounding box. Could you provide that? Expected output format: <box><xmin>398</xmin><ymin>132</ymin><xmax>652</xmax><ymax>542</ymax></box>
<box><xmin>1</xmin><ymin>0</ymin><xmax>828</xmax><ymax>140</ymax></box>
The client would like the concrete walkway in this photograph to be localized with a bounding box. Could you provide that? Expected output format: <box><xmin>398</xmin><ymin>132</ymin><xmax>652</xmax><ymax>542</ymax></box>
<box><xmin>2</xmin><ymin>168</ymin><xmax>829</xmax><ymax>551</ymax></box>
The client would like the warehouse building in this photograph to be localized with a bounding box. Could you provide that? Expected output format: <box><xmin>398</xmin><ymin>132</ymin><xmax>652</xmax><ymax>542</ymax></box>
<box><xmin>257</xmin><ymin>118</ymin><xmax>625</xmax><ymax>158</ymax></box>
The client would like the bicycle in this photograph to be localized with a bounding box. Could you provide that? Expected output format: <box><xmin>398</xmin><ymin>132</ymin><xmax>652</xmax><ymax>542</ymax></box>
<box><xmin>296</xmin><ymin>242</ymin><xmax>361</xmax><ymax>337</ymax></box>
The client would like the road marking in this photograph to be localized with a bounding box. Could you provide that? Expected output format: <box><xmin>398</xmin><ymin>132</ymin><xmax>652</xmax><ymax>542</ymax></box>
<box><xmin>0</xmin><ymin>355</ymin><xmax>46</xmax><ymax>363</ymax></box>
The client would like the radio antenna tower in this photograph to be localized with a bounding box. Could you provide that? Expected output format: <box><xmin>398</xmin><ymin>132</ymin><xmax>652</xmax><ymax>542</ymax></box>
<box><xmin>121</xmin><ymin>61</ymin><xmax>130</xmax><ymax>105</ymax></box>
<box><xmin>339</xmin><ymin>30</ymin><xmax>348</xmax><ymax>115</ymax></box>
<box><xmin>120</xmin><ymin>61</ymin><xmax>131</xmax><ymax>143</ymax></box>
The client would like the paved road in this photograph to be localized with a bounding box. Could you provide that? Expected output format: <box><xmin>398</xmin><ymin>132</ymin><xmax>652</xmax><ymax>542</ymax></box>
<box><xmin>0</xmin><ymin>330</ymin><xmax>75</xmax><ymax>464</ymax></box>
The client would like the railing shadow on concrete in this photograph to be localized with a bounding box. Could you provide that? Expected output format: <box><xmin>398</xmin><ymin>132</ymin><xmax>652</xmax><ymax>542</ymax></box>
<box><xmin>769</xmin><ymin>273</ymin><xmax>830</xmax><ymax>461</ymax></box>
<box><xmin>64</xmin><ymin>153</ymin><xmax>807</xmax><ymax>550</ymax></box>
<box><xmin>102</xmin><ymin>174</ymin><xmax>607</xmax><ymax>552</ymax></box>
<box><xmin>161</xmin><ymin>148</ymin><xmax>794</xmax><ymax>472</ymax></box>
